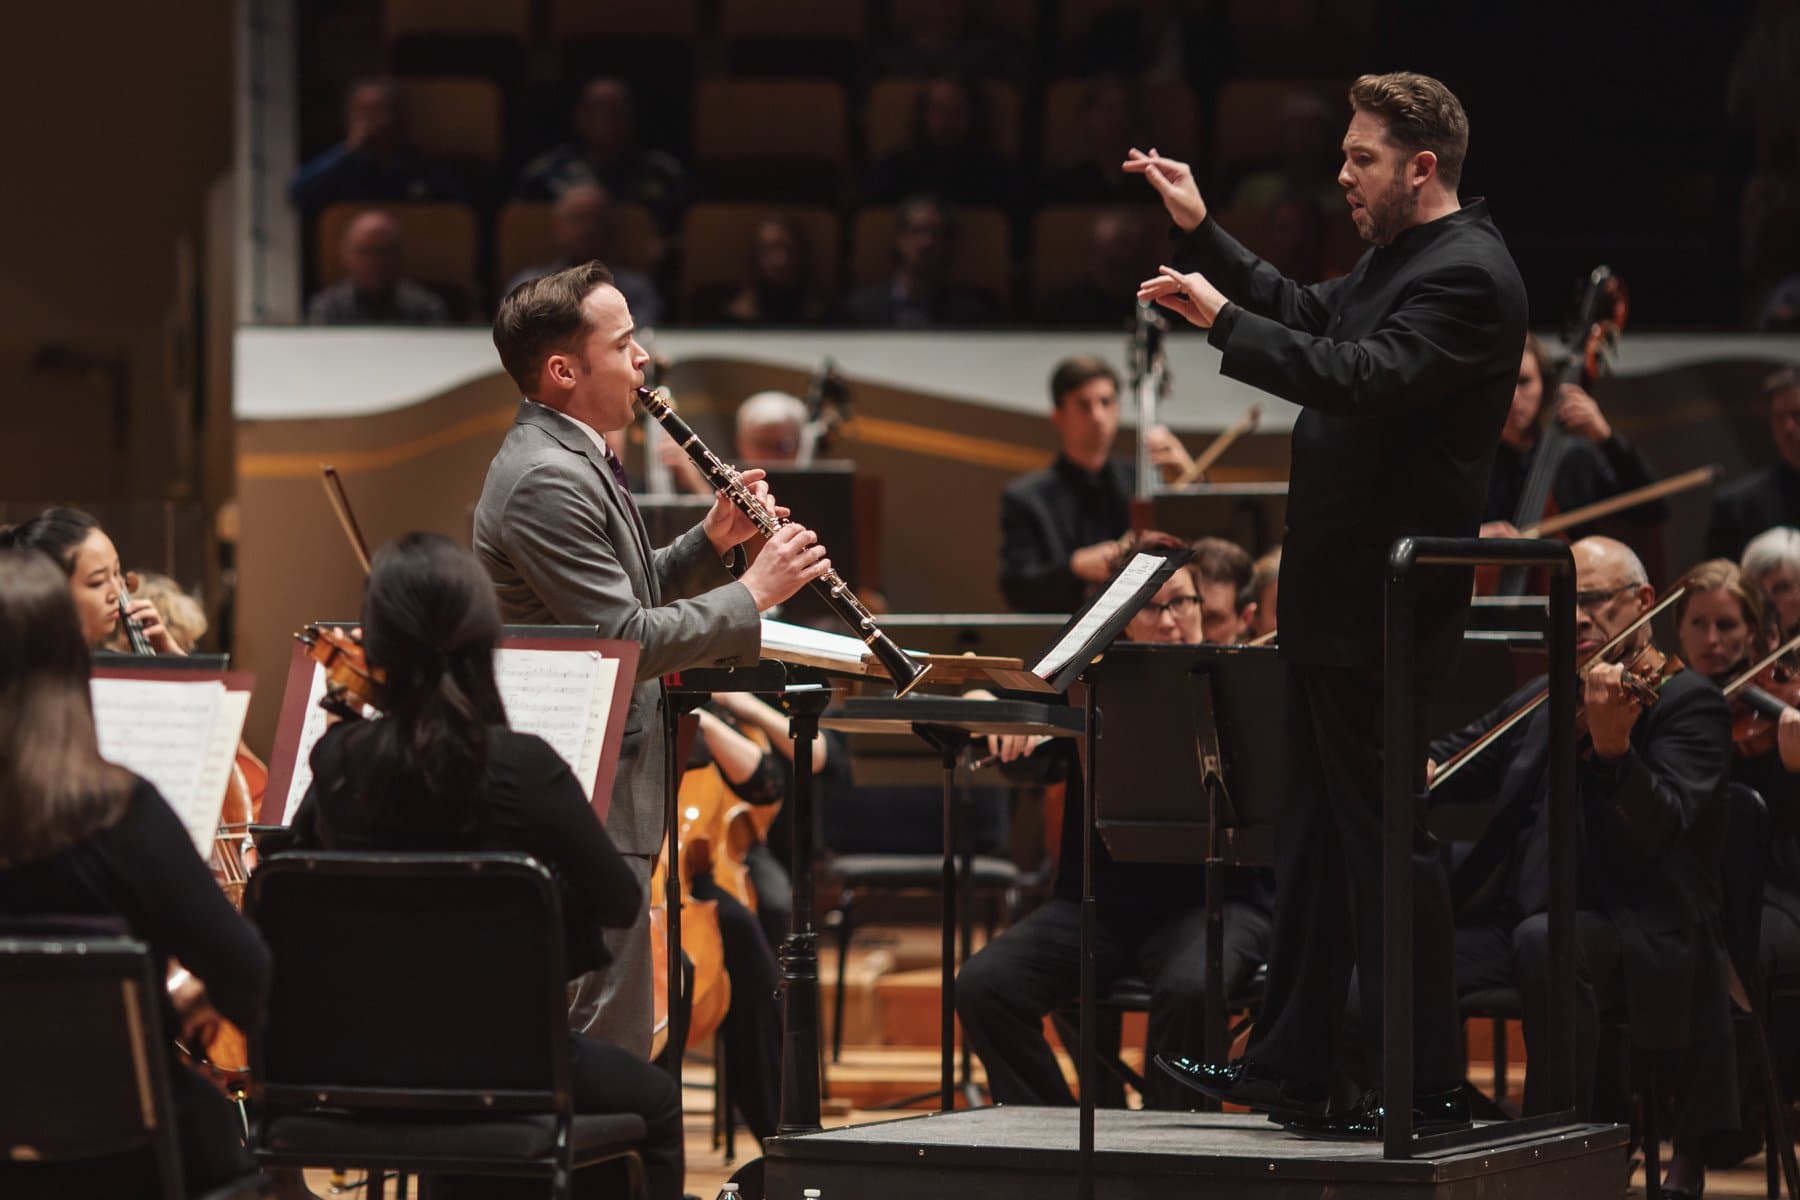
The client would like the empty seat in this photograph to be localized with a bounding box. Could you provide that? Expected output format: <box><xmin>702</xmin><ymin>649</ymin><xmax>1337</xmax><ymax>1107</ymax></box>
<box><xmin>394</xmin><ymin>77</ymin><xmax>503</xmax><ymax>171</ymax></box>
<box><xmin>679</xmin><ymin>203</ymin><xmax>841</xmax><ymax>320</ymax></box>
<box><xmin>692</xmin><ymin>80</ymin><xmax>851</xmax><ymax>204</ymax></box>
<box><xmin>849</xmin><ymin>205</ymin><xmax>1012</xmax><ymax>300</ymax></box>
<box><xmin>382</xmin><ymin>0</ymin><xmax>529</xmax><ymax>83</ymax></box>
<box><xmin>495</xmin><ymin>201</ymin><xmax>661</xmax><ymax>284</ymax></box>
<box><xmin>720</xmin><ymin>0</ymin><xmax>869</xmax><ymax>76</ymax></box>
<box><xmin>315</xmin><ymin>202</ymin><xmax>478</xmax><ymax>306</ymax></box>
<box><xmin>866</xmin><ymin>78</ymin><xmax>1023</xmax><ymax>160</ymax></box>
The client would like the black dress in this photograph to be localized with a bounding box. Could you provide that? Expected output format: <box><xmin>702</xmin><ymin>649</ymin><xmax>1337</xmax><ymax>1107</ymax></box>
<box><xmin>286</xmin><ymin>721</ymin><xmax>684</xmax><ymax>1200</ymax></box>
<box><xmin>0</xmin><ymin>777</ymin><xmax>272</xmax><ymax>1198</ymax></box>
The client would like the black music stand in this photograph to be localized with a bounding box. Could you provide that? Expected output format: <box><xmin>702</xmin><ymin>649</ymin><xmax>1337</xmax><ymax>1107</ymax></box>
<box><xmin>823</xmin><ymin>697</ymin><xmax>1085</xmax><ymax>1113</ymax></box>
<box><xmin>1143</xmin><ymin>484</ymin><xmax>1289</xmax><ymax>556</ymax></box>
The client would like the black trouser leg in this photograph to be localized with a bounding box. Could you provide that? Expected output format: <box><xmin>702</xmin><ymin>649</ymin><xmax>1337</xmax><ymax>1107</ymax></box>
<box><xmin>744</xmin><ymin>842</ymin><xmax>792</xmax><ymax>952</ymax></box>
<box><xmin>1139</xmin><ymin>900</ymin><xmax>1272</xmax><ymax>1110</ymax></box>
<box><xmin>1510</xmin><ymin>911</ymin><xmax>1620</xmax><ymax>1119</ymax></box>
<box><xmin>956</xmin><ymin>899</ymin><xmax>1134</xmax><ymax>1106</ymax></box>
<box><xmin>568</xmin><ymin>1034</ymin><xmax>685</xmax><ymax>1200</ymax></box>
<box><xmin>691</xmin><ymin>880</ymin><xmax>782</xmax><ymax>1142</ymax></box>
<box><xmin>1248</xmin><ymin>663</ymin><xmax>1462</xmax><ymax>1095</ymax></box>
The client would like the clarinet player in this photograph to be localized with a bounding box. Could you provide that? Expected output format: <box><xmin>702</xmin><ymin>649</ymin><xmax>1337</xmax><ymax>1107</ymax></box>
<box><xmin>473</xmin><ymin>262</ymin><xmax>831</xmax><ymax>1057</ymax></box>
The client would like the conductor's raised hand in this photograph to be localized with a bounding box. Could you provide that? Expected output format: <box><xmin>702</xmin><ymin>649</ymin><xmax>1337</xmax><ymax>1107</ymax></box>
<box><xmin>704</xmin><ymin>467</ymin><xmax>789</xmax><ymax>555</ymax></box>
<box><xmin>1122</xmin><ymin>148</ymin><xmax>1208</xmax><ymax>232</ymax></box>
<box><xmin>740</xmin><ymin>521</ymin><xmax>831</xmax><ymax>612</ymax></box>
<box><xmin>1138</xmin><ymin>266</ymin><xmax>1227</xmax><ymax>330</ymax></box>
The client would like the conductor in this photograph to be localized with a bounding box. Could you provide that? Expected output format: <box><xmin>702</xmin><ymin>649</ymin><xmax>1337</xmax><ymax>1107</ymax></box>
<box><xmin>1130</xmin><ymin>72</ymin><xmax>1528</xmax><ymax>1137</ymax></box>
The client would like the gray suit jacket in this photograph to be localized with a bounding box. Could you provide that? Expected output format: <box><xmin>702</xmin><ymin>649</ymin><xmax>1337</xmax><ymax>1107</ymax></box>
<box><xmin>473</xmin><ymin>399</ymin><xmax>762</xmax><ymax>855</ymax></box>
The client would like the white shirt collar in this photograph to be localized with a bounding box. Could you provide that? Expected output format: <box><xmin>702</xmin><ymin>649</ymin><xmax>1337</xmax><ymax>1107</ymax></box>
<box><xmin>526</xmin><ymin>397</ymin><xmax>616</xmax><ymax>463</ymax></box>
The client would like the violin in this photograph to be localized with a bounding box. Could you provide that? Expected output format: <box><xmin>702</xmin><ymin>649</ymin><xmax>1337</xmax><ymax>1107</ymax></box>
<box><xmin>296</xmin><ymin>623</ymin><xmax>386</xmax><ymax>718</ymax></box>
<box><xmin>1724</xmin><ymin>630</ymin><xmax>1800</xmax><ymax>757</ymax></box>
<box><xmin>1576</xmin><ymin>641</ymin><xmax>1684</xmax><ymax>743</ymax></box>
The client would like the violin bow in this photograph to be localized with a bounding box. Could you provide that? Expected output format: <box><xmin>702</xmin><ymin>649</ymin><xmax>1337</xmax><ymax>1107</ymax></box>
<box><xmin>1172</xmin><ymin>403</ymin><xmax>1263</xmax><ymax>487</ymax></box>
<box><xmin>1520</xmin><ymin>465</ymin><xmax>1718</xmax><ymax>539</ymax></box>
<box><xmin>1429</xmin><ymin>582</ymin><xmax>1687</xmax><ymax>792</ymax></box>
<box><xmin>319</xmin><ymin>465</ymin><xmax>373</xmax><ymax>576</ymax></box>
<box><xmin>1722</xmin><ymin>628</ymin><xmax>1800</xmax><ymax>699</ymax></box>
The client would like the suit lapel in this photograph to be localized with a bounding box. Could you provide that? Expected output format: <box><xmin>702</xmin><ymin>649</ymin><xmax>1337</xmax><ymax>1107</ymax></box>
<box><xmin>515</xmin><ymin>401</ymin><xmax>659</xmax><ymax>602</ymax></box>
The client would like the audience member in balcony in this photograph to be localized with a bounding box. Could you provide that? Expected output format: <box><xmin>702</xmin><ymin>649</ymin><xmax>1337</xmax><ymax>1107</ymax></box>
<box><xmin>866</xmin><ymin>76</ymin><xmax>1015</xmax><ymax>208</ymax></box>
<box><xmin>692</xmin><ymin>214</ymin><xmax>827</xmax><ymax>325</ymax></box>
<box><xmin>515</xmin><ymin>79</ymin><xmax>689</xmax><ymax>232</ymax></box>
<box><xmin>1228</xmin><ymin>90</ymin><xmax>1344</xmax><ymax>220</ymax></box>
<box><xmin>842</xmin><ymin>195</ymin><xmax>997</xmax><ymax>328</ymax></box>
<box><xmin>1038</xmin><ymin>208</ymin><xmax>1151</xmax><ymax>326</ymax></box>
<box><xmin>306</xmin><ymin>210</ymin><xmax>450</xmax><ymax>326</ymax></box>
<box><xmin>868</xmin><ymin>0</ymin><xmax>1025</xmax><ymax>81</ymax></box>
<box><xmin>1043</xmin><ymin>77</ymin><xmax>1149</xmax><ymax>205</ymax></box>
<box><xmin>288</xmin><ymin>78</ymin><xmax>466</xmax><ymax>214</ymax></box>
<box><xmin>502</xmin><ymin>184</ymin><xmax>664</xmax><ymax>326</ymax></box>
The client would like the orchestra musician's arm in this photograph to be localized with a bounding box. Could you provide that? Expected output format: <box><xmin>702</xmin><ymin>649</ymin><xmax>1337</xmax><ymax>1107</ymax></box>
<box><xmin>1425</xmin><ymin>679</ymin><xmax>1542</xmax><ymax>805</ymax></box>
<box><xmin>1581</xmin><ymin>669</ymin><xmax>1731</xmax><ymax>857</ymax></box>
<box><xmin>1552</xmin><ymin>387</ymin><xmax>1668</xmax><ymax>521</ymax></box>
<box><xmin>510</xmin><ymin>734</ymin><xmax>644</xmax><ymax>939</ymax></box>
<box><xmin>112</xmin><ymin>780</ymin><xmax>273</xmax><ymax>1031</ymax></box>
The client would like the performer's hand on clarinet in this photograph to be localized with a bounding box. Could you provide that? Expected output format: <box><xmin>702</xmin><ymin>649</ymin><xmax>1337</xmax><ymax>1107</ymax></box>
<box><xmin>740</xmin><ymin>522</ymin><xmax>832</xmax><ymax>612</ymax></box>
<box><xmin>1138</xmin><ymin>265</ymin><xmax>1228</xmax><ymax>330</ymax></box>
<box><xmin>703</xmin><ymin>466</ymin><xmax>789</xmax><ymax>555</ymax></box>
<box><xmin>1122</xmin><ymin>148</ymin><xmax>1208</xmax><ymax>232</ymax></box>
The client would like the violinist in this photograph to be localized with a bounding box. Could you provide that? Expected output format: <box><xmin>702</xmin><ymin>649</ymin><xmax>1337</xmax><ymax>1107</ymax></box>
<box><xmin>1478</xmin><ymin>336</ymin><xmax>1664</xmax><ymax>541</ymax></box>
<box><xmin>1673</xmin><ymin>562</ymin><xmax>1800</xmax><ymax>985</ymax></box>
<box><xmin>1430</xmin><ymin>538</ymin><xmax>1735</xmax><ymax>1200</ymax></box>
<box><xmin>956</xmin><ymin>561</ymin><xmax>1274</xmax><ymax>1110</ymax></box>
<box><xmin>282</xmin><ymin>533</ymin><xmax>684</xmax><ymax>1200</ymax></box>
<box><xmin>0</xmin><ymin>549</ymin><xmax>273</xmax><ymax>1199</ymax></box>
<box><xmin>1744</xmin><ymin>526</ymin><xmax>1800</xmax><ymax>643</ymax></box>
<box><xmin>0</xmin><ymin>506</ymin><xmax>181</xmax><ymax>655</ymax></box>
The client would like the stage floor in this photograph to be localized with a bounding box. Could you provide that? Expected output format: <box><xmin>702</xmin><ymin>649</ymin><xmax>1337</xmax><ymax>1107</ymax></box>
<box><xmin>764</xmin><ymin>1106</ymin><xmax>1630</xmax><ymax>1200</ymax></box>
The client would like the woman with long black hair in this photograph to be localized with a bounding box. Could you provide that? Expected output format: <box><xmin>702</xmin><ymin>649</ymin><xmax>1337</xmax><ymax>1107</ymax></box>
<box><xmin>0</xmin><ymin>506</ymin><xmax>180</xmax><ymax>655</ymax></box>
<box><xmin>0</xmin><ymin>548</ymin><xmax>271</xmax><ymax>1198</ymax></box>
<box><xmin>285</xmin><ymin>532</ymin><xmax>682</xmax><ymax>1200</ymax></box>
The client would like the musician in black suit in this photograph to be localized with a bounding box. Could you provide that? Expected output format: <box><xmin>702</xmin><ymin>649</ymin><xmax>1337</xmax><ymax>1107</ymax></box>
<box><xmin>1480</xmin><ymin>334</ymin><xmax>1664</xmax><ymax>540</ymax></box>
<box><xmin>1130</xmin><ymin>71</ymin><xmax>1529</xmax><ymax>1137</ymax></box>
<box><xmin>1432</xmin><ymin>538</ymin><xmax>1735</xmax><ymax>1200</ymax></box>
<box><xmin>1708</xmin><ymin>366</ymin><xmax>1800</xmax><ymax>561</ymax></box>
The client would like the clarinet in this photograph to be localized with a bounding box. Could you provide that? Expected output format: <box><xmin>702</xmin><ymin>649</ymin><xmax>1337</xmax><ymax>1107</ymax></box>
<box><xmin>636</xmin><ymin>386</ymin><xmax>930</xmax><ymax>696</ymax></box>
<box><xmin>118</xmin><ymin>576</ymin><xmax>155</xmax><ymax>656</ymax></box>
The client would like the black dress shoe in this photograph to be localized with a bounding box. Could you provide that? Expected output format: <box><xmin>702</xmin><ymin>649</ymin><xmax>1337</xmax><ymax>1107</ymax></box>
<box><xmin>1278</xmin><ymin>1087</ymin><xmax>1473</xmax><ymax>1141</ymax></box>
<box><xmin>1153</xmin><ymin>1055</ymin><xmax>1327</xmax><ymax>1116</ymax></box>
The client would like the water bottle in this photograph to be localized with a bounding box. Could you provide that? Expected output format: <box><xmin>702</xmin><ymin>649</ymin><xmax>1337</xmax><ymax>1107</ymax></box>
<box><xmin>715</xmin><ymin>1186</ymin><xmax>740</xmax><ymax>1200</ymax></box>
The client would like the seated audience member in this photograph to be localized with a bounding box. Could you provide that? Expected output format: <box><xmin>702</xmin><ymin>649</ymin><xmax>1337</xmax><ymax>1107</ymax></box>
<box><xmin>1189</xmin><ymin>536</ymin><xmax>1256</xmax><ymax>644</ymax></box>
<box><xmin>288</xmin><ymin>78</ymin><xmax>465</xmax><ymax>213</ymax></box>
<box><xmin>515</xmin><ymin>79</ymin><xmax>689</xmax><ymax>231</ymax></box>
<box><xmin>1708</xmin><ymin>367</ymin><xmax>1800</xmax><ymax>560</ymax></box>
<box><xmin>1043</xmin><ymin>78</ymin><xmax>1146</xmax><ymax>205</ymax></box>
<box><xmin>1038</xmin><ymin>208</ymin><xmax>1153</xmax><ymax>326</ymax></box>
<box><xmin>1227</xmin><ymin>91</ymin><xmax>1343</xmax><ymax>220</ymax></box>
<box><xmin>692</xmin><ymin>214</ymin><xmax>827</xmax><ymax>325</ymax></box>
<box><xmin>843</xmin><ymin>195</ymin><xmax>997</xmax><ymax>328</ymax></box>
<box><xmin>0</xmin><ymin>549</ymin><xmax>273</xmax><ymax>1198</ymax></box>
<box><xmin>956</xmin><ymin>559</ymin><xmax>1273</xmax><ymax>1108</ymax></box>
<box><xmin>999</xmin><ymin>357</ymin><xmax>1132</xmax><ymax>612</ymax></box>
<box><xmin>1244</xmin><ymin>546</ymin><xmax>1281</xmax><ymax>640</ymax></box>
<box><xmin>1480</xmin><ymin>335</ymin><xmax>1664</xmax><ymax>540</ymax></box>
<box><xmin>866</xmin><ymin>76</ymin><xmax>1015</xmax><ymax>208</ymax></box>
<box><xmin>1431</xmin><ymin>537</ymin><xmax>1735</xmax><ymax>1199</ymax></box>
<box><xmin>306</xmin><ymin>210</ymin><xmax>450</xmax><ymax>326</ymax></box>
<box><xmin>868</xmin><ymin>0</ymin><xmax>1025</xmax><ymax>81</ymax></box>
<box><xmin>502</xmin><ymin>184</ymin><xmax>664</xmax><ymax>324</ymax></box>
<box><xmin>1</xmin><ymin>507</ymin><xmax>181</xmax><ymax>655</ymax></box>
<box><xmin>1743</xmin><ymin>525</ymin><xmax>1800</xmax><ymax>636</ymax></box>
<box><xmin>283</xmin><ymin>533</ymin><xmax>683</xmax><ymax>1200</ymax></box>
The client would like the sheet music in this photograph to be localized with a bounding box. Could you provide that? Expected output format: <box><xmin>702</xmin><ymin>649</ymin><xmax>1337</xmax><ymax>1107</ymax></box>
<box><xmin>281</xmin><ymin>664</ymin><xmax>332</xmax><ymax>824</ymax></box>
<box><xmin>190</xmin><ymin>689</ymin><xmax>252</xmax><ymax>856</ymax></box>
<box><xmin>760</xmin><ymin>618</ymin><xmax>872</xmax><ymax>668</ymax></box>
<box><xmin>1032</xmin><ymin>553</ymin><xmax>1165</xmax><ymax>679</ymax></box>
<box><xmin>497</xmin><ymin>648</ymin><xmax>615</xmax><ymax>799</ymax></box>
<box><xmin>91</xmin><ymin>678</ymin><xmax>225</xmax><ymax>858</ymax></box>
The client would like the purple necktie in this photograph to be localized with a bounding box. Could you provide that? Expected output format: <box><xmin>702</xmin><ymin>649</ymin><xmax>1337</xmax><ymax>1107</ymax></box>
<box><xmin>601</xmin><ymin>448</ymin><xmax>641</xmax><ymax>522</ymax></box>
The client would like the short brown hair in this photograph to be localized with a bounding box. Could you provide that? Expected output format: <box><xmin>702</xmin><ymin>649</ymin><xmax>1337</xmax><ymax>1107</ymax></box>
<box><xmin>1189</xmin><ymin>537</ymin><xmax>1253</xmax><ymax>595</ymax></box>
<box><xmin>492</xmin><ymin>261</ymin><xmax>616</xmax><ymax>395</ymax></box>
<box><xmin>1348</xmin><ymin>72</ymin><xmax>1469</xmax><ymax>191</ymax></box>
<box><xmin>1049</xmin><ymin>355</ymin><xmax>1119</xmax><ymax>409</ymax></box>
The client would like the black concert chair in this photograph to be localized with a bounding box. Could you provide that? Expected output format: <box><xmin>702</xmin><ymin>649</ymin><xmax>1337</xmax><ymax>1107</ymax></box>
<box><xmin>243</xmin><ymin>852</ymin><xmax>648</xmax><ymax>1200</ymax></box>
<box><xmin>0</xmin><ymin>917</ymin><xmax>263</xmax><ymax>1200</ymax></box>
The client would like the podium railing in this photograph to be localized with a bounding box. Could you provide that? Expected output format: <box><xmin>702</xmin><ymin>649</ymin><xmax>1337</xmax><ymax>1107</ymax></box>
<box><xmin>1382</xmin><ymin>537</ymin><xmax>1578</xmax><ymax>1159</ymax></box>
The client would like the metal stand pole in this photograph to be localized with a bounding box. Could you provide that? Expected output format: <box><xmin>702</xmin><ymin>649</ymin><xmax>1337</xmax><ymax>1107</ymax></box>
<box><xmin>778</xmin><ymin>685</ymin><xmax>832</xmax><ymax>1134</ymax></box>
<box><xmin>1079</xmin><ymin>683</ymin><xmax>1100</xmax><ymax>1200</ymax></box>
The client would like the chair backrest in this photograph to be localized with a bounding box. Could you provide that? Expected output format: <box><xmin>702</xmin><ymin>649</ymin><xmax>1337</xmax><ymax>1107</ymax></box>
<box><xmin>0</xmin><ymin>925</ymin><xmax>181</xmax><ymax>1196</ymax></box>
<box><xmin>693</xmin><ymin>79</ymin><xmax>849</xmax><ymax>165</ymax></box>
<box><xmin>396</xmin><ymin>78</ymin><xmax>504</xmax><ymax>172</ymax></box>
<box><xmin>849</xmin><ymin>205</ymin><xmax>1012</xmax><ymax>296</ymax></box>
<box><xmin>866</xmin><ymin>78</ymin><xmax>1022</xmax><ymax>160</ymax></box>
<box><xmin>496</xmin><ymin>201</ymin><xmax>661</xmax><ymax>283</ymax></box>
<box><xmin>679</xmin><ymin>203</ymin><xmax>841</xmax><ymax>318</ymax></box>
<box><xmin>244</xmin><ymin>852</ymin><xmax>568</xmax><ymax>1113</ymax></box>
<box><xmin>1213</xmin><ymin>76</ymin><xmax>1348</xmax><ymax>182</ymax></box>
<box><xmin>551</xmin><ymin>0</ymin><xmax>701</xmax><ymax>40</ymax></box>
